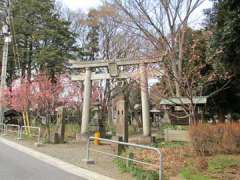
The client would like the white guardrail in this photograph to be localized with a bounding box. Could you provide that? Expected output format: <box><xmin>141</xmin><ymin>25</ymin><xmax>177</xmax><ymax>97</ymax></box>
<box><xmin>5</xmin><ymin>124</ymin><xmax>20</xmax><ymax>137</ymax></box>
<box><xmin>85</xmin><ymin>136</ymin><xmax>163</xmax><ymax>180</ymax></box>
<box><xmin>0</xmin><ymin>124</ymin><xmax>41</xmax><ymax>144</ymax></box>
<box><xmin>0</xmin><ymin>123</ymin><xmax>6</xmax><ymax>135</ymax></box>
<box><xmin>19</xmin><ymin>126</ymin><xmax>41</xmax><ymax>144</ymax></box>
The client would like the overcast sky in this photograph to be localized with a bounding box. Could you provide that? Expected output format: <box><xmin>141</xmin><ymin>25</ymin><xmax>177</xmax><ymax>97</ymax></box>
<box><xmin>58</xmin><ymin>0</ymin><xmax>212</xmax><ymax>28</ymax></box>
<box><xmin>58</xmin><ymin>0</ymin><xmax>101</xmax><ymax>11</ymax></box>
<box><xmin>59</xmin><ymin>0</ymin><xmax>212</xmax><ymax>12</ymax></box>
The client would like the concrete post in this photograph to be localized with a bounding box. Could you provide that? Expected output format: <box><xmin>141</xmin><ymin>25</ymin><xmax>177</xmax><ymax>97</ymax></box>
<box><xmin>140</xmin><ymin>63</ymin><xmax>151</xmax><ymax>136</ymax></box>
<box><xmin>81</xmin><ymin>68</ymin><xmax>92</xmax><ymax>135</ymax></box>
<box><xmin>0</xmin><ymin>37</ymin><xmax>10</xmax><ymax>123</ymax></box>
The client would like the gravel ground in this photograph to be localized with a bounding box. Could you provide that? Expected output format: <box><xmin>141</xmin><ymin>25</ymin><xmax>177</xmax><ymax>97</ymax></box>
<box><xmin>3</xmin><ymin>135</ymin><xmax>133</xmax><ymax>180</ymax></box>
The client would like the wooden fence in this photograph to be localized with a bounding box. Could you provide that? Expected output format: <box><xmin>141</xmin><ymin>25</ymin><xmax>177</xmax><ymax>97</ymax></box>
<box><xmin>164</xmin><ymin>129</ymin><xmax>190</xmax><ymax>142</ymax></box>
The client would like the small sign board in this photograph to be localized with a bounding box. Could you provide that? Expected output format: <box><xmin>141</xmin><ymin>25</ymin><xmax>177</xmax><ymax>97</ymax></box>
<box><xmin>108</xmin><ymin>62</ymin><xmax>118</xmax><ymax>77</ymax></box>
<box><xmin>41</xmin><ymin>116</ymin><xmax>47</xmax><ymax>125</ymax></box>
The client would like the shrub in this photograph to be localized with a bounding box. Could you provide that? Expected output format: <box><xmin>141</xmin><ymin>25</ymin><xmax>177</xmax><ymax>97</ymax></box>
<box><xmin>189</xmin><ymin>123</ymin><xmax>240</xmax><ymax>155</ymax></box>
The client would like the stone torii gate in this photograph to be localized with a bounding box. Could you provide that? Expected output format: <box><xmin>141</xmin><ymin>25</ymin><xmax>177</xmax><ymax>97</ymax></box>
<box><xmin>69</xmin><ymin>57</ymin><xmax>162</xmax><ymax>137</ymax></box>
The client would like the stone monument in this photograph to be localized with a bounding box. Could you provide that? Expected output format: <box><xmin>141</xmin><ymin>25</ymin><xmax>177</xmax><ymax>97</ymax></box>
<box><xmin>55</xmin><ymin>106</ymin><xmax>65</xmax><ymax>144</ymax></box>
<box><xmin>89</xmin><ymin>101</ymin><xmax>105</xmax><ymax>137</ymax></box>
<box><xmin>115</xmin><ymin>94</ymin><xmax>128</xmax><ymax>142</ymax></box>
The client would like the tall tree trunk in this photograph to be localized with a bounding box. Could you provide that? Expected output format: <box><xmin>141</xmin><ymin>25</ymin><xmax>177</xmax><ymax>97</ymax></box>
<box><xmin>170</xmin><ymin>30</ymin><xmax>181</xmax><ymax>97</ymax></box>
<box><xmin>26</xmin><ymin>39</ymin><xmax>33</xmax><ymax>126</ymax></box>
<box><xmin>218</xmin><ymin>109</ymin><xmax>225</xmax><ymax>123</ymax></box>
<box><xmin>21</xmin><ymin>65</ymin><xmax>26</xmax><ymax>79</ymax></box>
<box><xmin>27</xmin><ymin>39</ymin><xmax>33</xmax><ymax>82</ymax></box>
<box><xmin>171</xmin><ymin>60</ymin><xmax>181</xmax><ymax>97</ymax></box>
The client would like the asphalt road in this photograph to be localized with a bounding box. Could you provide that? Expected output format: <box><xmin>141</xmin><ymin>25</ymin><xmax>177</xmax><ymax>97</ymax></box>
<box><xmin>0</xmin><ymin>142</ymin><xmax>85</xmax><ymax>180</ymax></box>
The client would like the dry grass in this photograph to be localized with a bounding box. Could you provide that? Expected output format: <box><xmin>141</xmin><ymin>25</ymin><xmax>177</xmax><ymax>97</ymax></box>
<box><xmin>189</xmin><ymin>123</ymin><xmax>240</xmax><ymax>155</ymax></box>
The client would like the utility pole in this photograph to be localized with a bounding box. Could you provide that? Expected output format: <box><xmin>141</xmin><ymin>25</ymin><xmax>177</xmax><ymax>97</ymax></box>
<box><xmin>0</xmin><ymin>0</ymin><xmax>11</xmax><ymax>123</ymax></box>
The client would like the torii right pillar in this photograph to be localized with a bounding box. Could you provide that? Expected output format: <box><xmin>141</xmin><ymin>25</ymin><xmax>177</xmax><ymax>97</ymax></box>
<box><xmin>140</xmin><ymin>63</ymin><xmax>151</xmax><ymax>137</ymax></box>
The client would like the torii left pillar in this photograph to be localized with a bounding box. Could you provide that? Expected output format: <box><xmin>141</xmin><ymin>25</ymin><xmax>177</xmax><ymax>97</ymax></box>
<box><xmin>140</xmin><ymin>63</ymin><xmax>151</xmax><ymax>137</ymax></box>
<box><xmin>81</xmin><ymin>68</ymin><xmax>92</xmax><ymax>135</ymax></box>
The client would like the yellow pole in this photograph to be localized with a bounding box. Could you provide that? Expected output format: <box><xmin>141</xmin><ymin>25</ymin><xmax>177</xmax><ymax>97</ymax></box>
<box><xmin>94</xmin><ymin>131</ymin><xmax>101</xmax><ymax>145</ymax></box>
<box><xmin>26</xmin><ymin>111</ymin><xmax>31</xmax><ymax>135</ymax></box>
<box><xmin>22</xmin><ymin>111</ymin><xmax>28</xmax><ymax>135</ymax></box>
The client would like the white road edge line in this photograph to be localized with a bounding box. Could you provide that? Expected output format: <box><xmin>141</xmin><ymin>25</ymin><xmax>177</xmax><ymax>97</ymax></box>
<box><xmin>0</xmin><ymin>137</ymin><xmax>114</xmax><ymax>180</ymax></box>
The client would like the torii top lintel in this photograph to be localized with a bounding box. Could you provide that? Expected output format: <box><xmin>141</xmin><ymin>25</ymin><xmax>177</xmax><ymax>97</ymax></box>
<box><xmin>69</xmin><ymin>57</ymin><xmax>162</xmax><ymax>69</ymax></box>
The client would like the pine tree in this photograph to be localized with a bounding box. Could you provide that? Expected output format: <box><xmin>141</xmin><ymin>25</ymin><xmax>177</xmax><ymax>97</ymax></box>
<box><xmin>10</xmin><ymin>0</ymin><xmax>75</xmax><ymax>81</ymax></box>
<box><xmin>205</xmin><ymin>0</ymin><xmax>240</xmax><ymax>121</ymax></box>
<box><xmin>210</xmin><ymin>0</ymin><xmax>240</xmax><ymax>75</ymax></box>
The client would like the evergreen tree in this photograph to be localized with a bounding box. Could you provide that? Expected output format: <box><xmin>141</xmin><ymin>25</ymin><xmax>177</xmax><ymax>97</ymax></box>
<box><xmin>10</xmin><ymin>0</ymin><xmax>75</xmax><ymax>81</ymax></box>
<box><xmin>205</xmin><ymin>0</ymin><xmax>240</xmax><ymax>121</ymax></box>
<box><xmin>211</xmin><ymin>0</ymin><xmax>240</xmax><ymax>75</ymax></box>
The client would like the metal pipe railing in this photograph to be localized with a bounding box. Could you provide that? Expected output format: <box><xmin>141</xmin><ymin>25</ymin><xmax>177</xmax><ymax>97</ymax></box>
<box><xmin>19</xmin><ymin>126</ymin><xmax>41</xmax><ymax>144</ymax></box>
<box><xmin>0</xmin><ymin>123</ymin><xmax>6</xmax><ymax>135</ymax></box>
<box><xmin>5</xmin><ymin>124</ymin><xmax>20</xmax><ymax>138</ymax></box>
<box><xmin>85</xmin><ymin>136</ymin><xmax>163</xmax><ymax>180</ymax></box>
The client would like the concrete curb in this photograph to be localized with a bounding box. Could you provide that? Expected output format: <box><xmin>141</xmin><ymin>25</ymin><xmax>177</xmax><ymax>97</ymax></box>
<box><xmin>0</xmin><ymin>137</ymin><xmax>114</xmax><ymax>180</ymax></box>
